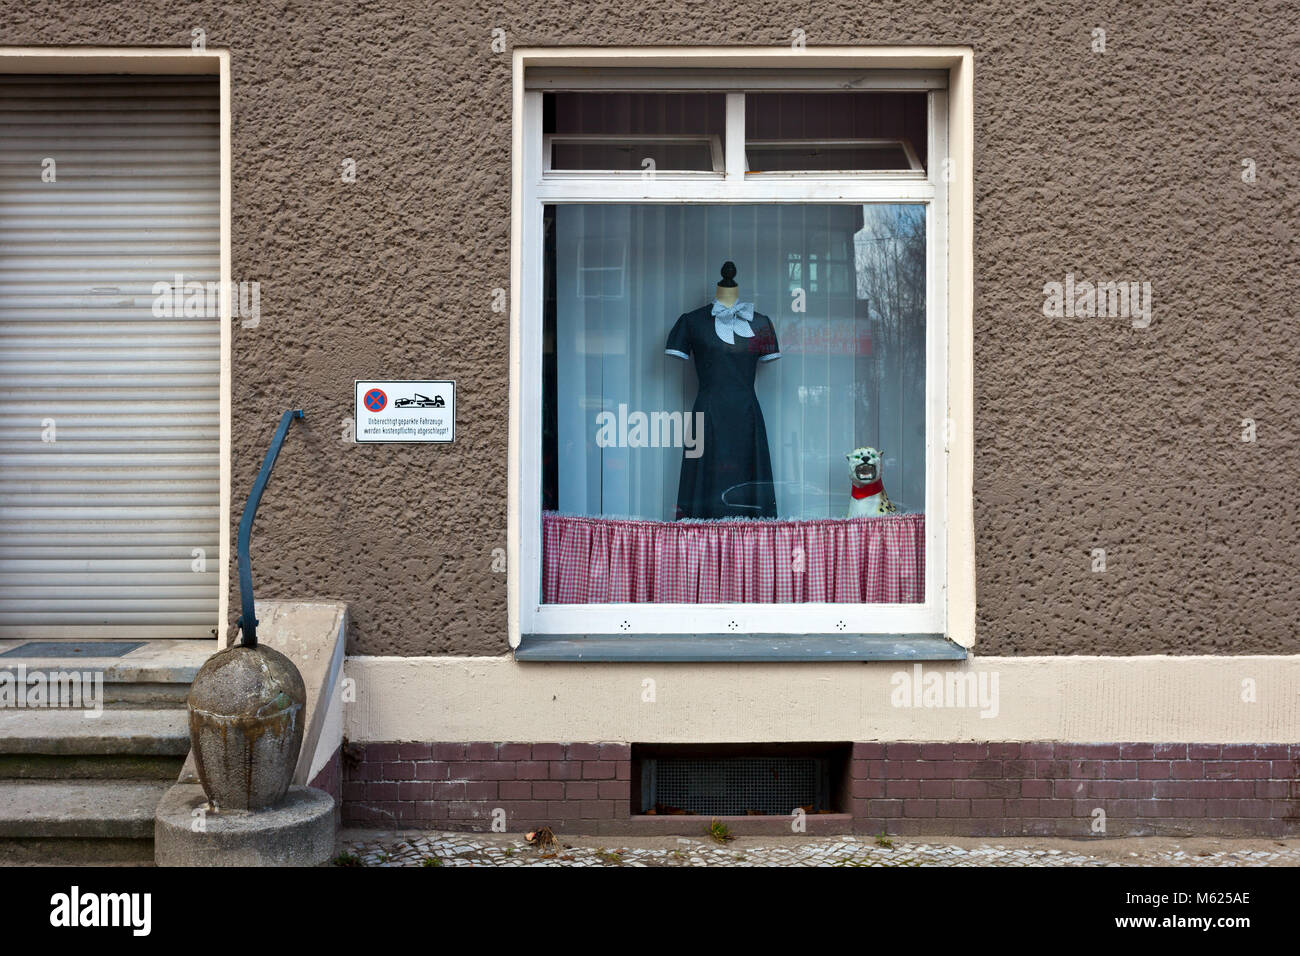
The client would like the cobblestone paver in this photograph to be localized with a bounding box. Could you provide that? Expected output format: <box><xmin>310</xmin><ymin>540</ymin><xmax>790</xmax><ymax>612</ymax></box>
<box><xmin>337</xmin><ymin>831</ymin><xmax>1300</xmax><ymax>868</ymax></box>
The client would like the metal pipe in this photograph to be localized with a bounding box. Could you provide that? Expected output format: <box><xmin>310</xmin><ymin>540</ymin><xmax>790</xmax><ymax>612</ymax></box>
<box><xmin>236</xmin><ymin>409</ymin><xmax>304</xmax><ymax>648</ymax></box>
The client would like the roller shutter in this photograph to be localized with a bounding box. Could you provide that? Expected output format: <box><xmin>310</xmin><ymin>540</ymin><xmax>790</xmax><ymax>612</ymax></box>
<box><xmin>0</xmin><ymin>74</ymin><xmax>220</xmax><ymax>639</ymax></box>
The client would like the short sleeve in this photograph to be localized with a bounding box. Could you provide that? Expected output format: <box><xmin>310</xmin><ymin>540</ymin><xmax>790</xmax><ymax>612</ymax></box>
<box><xmin>755</xmin><ymin>313</ymin><xmax>781</xmax><ymax>362</ymax></box>
<box><xmin>665</xmin><ymin>312</ymin><xmax>691</xmax><ymax>360</ymax></box>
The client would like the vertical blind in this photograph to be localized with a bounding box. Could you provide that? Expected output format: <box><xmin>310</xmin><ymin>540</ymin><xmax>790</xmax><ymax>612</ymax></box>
<box><xmin>0</xmin><ymin>75</ymin><xmax>221</xmax><ymax>639</ymax></box>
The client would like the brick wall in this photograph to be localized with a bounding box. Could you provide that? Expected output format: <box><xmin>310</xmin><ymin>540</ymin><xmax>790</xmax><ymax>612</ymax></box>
<box><xmin>342</xmin><ymin>741</ymin><xmax>1300</xmax><ymax>837</ymax></box>
<box><xmin>343</xmin><ymin>743</ymin><xmax>631</xmax><ymax>832</ymax></box>
<box><xmin>853</xmin><ymin>743</ymin><xmax>1300</xmax><ymax>837</ymax></box>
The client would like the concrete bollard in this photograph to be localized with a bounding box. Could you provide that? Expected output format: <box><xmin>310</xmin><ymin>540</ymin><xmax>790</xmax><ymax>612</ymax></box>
<box><xmin>187</xmin><ymin>644</ymin><xmax>305</xmax><ymax>811</ymax></box>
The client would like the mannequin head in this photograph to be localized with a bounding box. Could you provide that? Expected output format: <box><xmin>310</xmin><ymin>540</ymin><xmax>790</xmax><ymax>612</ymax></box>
<box><xmin>715</xmin><ymin>261</ymin><xmax>739</xmax><ymax>306</ymax></box>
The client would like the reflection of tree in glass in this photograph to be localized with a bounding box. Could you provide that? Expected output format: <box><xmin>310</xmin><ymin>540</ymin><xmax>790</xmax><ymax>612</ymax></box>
<box><xmin>852</xmin><ymin>205</ymin><xmax>926</xmax><ymax>512</ymax></box>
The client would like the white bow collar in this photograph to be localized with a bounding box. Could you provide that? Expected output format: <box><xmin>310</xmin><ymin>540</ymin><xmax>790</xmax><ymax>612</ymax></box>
<box><xmin>711</xmin><ymin>299</ymin><xmax>755</xmax><ymax>345</ymax></box>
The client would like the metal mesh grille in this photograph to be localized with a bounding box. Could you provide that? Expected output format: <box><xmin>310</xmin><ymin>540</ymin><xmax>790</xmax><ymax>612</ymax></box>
<box><xmin>647</xmin><ymin>757</ymin><xmax>824</xmax><ymax>816</ymax></box>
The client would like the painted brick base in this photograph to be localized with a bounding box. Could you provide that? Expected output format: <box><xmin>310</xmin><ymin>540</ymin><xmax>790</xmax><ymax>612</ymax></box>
<box><xmin>341</xmin><ymin>742</ymin><xmax>1300</xmax><ymax>837</ymax></box>
<box><xmin>852</xmin><ymin>743</ymin><xmax>1299</xmax><ymax>838</ymax></box>
<box><xmin>309</xmin><ymin>745</ymin><xmax>343</xmax><ymax>829</ymax></box>
<box><xmin>343</xmin><ymin>743</ymin><xmax>632</xmax><ymax>833</ymax></box>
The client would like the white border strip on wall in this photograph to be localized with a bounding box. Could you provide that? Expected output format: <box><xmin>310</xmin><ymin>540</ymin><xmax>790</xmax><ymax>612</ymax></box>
<box><xmin>945</xmin><ymin>52</ymin><xmax>975</xmax><ymax>649</ymax></box>
<box><xmin>343</xmin><ymin>654</ymin><xmax>1300</xmax><ymax>745</ymax></box>
<box><xmin>218</xmin><ymin>51</ymin><xmax>232</xmax><ymax>649</ymax></box>
<box><xmin>0</xmin><ymin>48</ymin><xmax>222</xmax><ymax>74</ymax></box>
<box><xmin>0</xmin><ymin>47</ymin><xmax>232</xmax><ymax>648</ymax></box>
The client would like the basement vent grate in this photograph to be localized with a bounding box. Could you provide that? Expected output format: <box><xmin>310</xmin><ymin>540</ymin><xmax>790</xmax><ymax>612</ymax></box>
<box><xmin>641</xmin><ymin>756</ymin><xmax>831</xmax><ymax>816</ymax></box>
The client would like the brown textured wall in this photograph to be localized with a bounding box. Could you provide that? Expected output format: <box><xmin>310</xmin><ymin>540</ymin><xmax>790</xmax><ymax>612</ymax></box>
<box><xmin>4</xmin><ymin>3</ymin><xmax>1297</xmax><ymax>656</ymax></box>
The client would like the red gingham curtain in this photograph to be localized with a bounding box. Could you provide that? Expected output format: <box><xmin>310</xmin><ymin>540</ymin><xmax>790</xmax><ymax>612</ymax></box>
<box><xmin>542</xmin><ymin>512</ymin><xmax>924</xmax><ymax>604</ymax></box>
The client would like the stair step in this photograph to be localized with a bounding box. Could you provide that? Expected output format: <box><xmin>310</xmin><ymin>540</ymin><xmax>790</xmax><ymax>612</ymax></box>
<box><xmin>102</xmin><ymin>683</ymin><xmax>192</xmax><ymax>709</ymax></box>
<box><xmin>0</xmin><ymin>753</ymin><xmax>185</xmax><ymax>780</ymax></box>
<box><xmin>0</xmin><ymin>708</ymin><xmax>189</xmax><ymax>757</ymax></box>
<box><xmin>0</xmin><ymin>836</ymin><xmax>155</xmax><ymax>865</ymax></box>
<box><xmin>0</xmin><ymin>779</ymin><xmax>170</xmax><ymax>864</ymax></box>
<box><xmin>0</xmin><ymin>639</ymin><xmax>209</xmax><ymax>684</ymax></box>
<box><xmin>0</xmin><ymin>642</ymin><xmax>207</xmax><ymax>864</ymax></box>
<box><xmin>0</xmin><ymin>639</ymin><xmax>207</xmax><ymax>710</ymax></box>
<box><xmin>0</xmin><ymin>681</ymin><xmax>191</xmax><ymax>710</ymax></box>
<box><xmin>0</xmin><ymin>779</ymin><xmax>170</xmax><ymax>839</ymax></box>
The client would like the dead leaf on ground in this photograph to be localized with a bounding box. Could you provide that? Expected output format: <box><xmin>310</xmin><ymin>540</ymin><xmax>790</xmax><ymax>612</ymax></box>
<box><xmin>526</xmin><ymin>825</ymin><xmax>561</xmax><ymax>852</ymax></box>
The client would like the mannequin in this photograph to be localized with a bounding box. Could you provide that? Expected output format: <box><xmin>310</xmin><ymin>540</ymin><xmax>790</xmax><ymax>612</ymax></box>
<box><xmin>715</xmin><ymin>263</ymin><xmax>740</xmax><ymax>307</ymax></box>
<box><xmin>665</xmin><ymin>262</ymin><xmax>781</xmax><ymax>519</ymax></box>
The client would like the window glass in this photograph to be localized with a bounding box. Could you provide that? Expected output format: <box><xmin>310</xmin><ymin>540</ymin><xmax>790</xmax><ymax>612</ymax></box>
<box><xmin>746</xmin><ymin>141</ymin><xmax>915</xmax><ymax>173</ymax></box>
<box><xmin>745</xmin><ymin>92</ymin><xmax>926</xmax><ymax>172</ymax></box>
<box><xmin>551</xmin><ymin>138</ymin><xmax>717</xmax><ymax>172</ymax></box>
<box><xmin>545</xmin><ymin>92</ymin><xmax>726</xmax><ymax>172</ymax></box>
<box><xmin>541</xmin><ymin>203</ymin><xmax>927</xmax><ymax>604</ymax></box>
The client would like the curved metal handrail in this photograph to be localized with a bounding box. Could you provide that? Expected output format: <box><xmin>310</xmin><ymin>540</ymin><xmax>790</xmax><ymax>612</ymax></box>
<box><xmin>236</xmin><ymin>409</ymin><xmax>304</xmax><ymax>648</ymax></box>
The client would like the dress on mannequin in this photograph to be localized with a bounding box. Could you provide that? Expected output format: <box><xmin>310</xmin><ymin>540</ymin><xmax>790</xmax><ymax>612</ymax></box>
<box><xmin>666</xmin><ymin>262</ymin><xmax>781</xmax><ymax>520</ymax></box>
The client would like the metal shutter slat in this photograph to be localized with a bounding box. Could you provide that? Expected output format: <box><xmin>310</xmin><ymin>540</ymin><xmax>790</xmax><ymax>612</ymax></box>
<box><xmin>0</xmin><ymin>74</ymin><xmax>220</xmax><ymax>639</ymax></box>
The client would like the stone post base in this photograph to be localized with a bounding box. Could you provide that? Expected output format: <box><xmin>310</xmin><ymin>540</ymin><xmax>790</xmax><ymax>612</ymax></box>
<box><xmin>155</xmin><ymin>784</ymin><xmax>335</xmax><ymax>866</ymax></box>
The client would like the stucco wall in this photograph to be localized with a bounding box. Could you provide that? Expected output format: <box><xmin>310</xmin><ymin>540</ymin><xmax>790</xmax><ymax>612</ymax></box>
<box><xmin>4</xmin><ymin>3</ymin><xmax>1296</xmax><ymax>657</ymax></box>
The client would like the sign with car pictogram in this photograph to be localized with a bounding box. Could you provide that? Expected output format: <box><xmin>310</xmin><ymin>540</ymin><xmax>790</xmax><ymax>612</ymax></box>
<box><xmin>354</xmin><ymin>380</ymin><xmax>455</xmax><ymax>443</ymax></box>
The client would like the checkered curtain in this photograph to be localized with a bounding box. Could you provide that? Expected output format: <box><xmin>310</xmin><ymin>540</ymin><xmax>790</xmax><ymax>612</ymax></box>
<box><xmin>542</xmin><ymin>512</ymin><xmax>924</xmax><ymax>604</ymax></box>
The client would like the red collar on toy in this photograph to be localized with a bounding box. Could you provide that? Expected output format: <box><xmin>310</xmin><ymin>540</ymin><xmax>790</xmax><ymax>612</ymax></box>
<box><xmin>850</xmin><ymin>479</ymin><xmax>884</xmax><ymax>499</ymax></box>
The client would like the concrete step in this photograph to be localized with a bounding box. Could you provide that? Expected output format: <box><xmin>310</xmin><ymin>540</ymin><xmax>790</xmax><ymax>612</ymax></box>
<box><xmin>100</xmin><ymin>682</ymin><xmax>191</xmax><ymax>709</ymax></box>
<box><xmin>0</xmin><ymin>642</ymin><xmax>207</xmax><ymax>864</ymax></box>
<box><xmin>0</xmin><ymin>752</ymin><xmax>185</xmax><ymax>780</ymax></box>
<box><xmin>0</xmin><ymin>836</ymin><xmax>155</xmax><ymax>865</ymax></box>
<box><xmin>0</xmin><ymin>638</ymin><xmax>209</xmax><ymax>710</ymax></box>
<box><xmin>0</xmin><ymin>779</ymin><xmax>169</xmax><ymax>837</ymax></box>
<box><xmin>3</xmin><ymin>678</ymin><xmax>188</xmax><ymax>709</ymax></box>
<box><xmin>0</xmin><ymin>708</ymin><xmax>190</xmax><ymax>759</ymax></box>
<box><xmin>0</xmin><ymin>779</ymin><xmax>170</xmax><ymax>864</ymax></box>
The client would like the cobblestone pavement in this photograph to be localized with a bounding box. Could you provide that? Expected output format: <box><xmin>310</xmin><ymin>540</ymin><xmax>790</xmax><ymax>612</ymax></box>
<box><xmin>337</xmin><ymin>829</ymin><xmax>1300</xmax><ymax>867</ymax></box>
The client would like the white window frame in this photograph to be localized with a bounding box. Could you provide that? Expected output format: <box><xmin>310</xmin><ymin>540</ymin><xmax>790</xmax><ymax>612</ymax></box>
<box><xmin>509</xmin><ymin>48</ymin><xmax>975</xmax><ymax>651</ymax></box>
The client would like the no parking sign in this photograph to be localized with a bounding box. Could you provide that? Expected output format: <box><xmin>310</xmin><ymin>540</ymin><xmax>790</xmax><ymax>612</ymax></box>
<box><xmin>354</xmin><ymin>380</ymin><xmax>455</xmax><ymax>443</ymax></box>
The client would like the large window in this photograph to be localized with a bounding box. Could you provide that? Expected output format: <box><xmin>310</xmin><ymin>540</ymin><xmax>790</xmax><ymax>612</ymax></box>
<box><xmin>542</xmin><ymin>203</ymin><xmax>926</xmax><ymax>606</ymax></box>
<box><xmin>514</xmin><ymin>57</ymin><xmax>967</xmax><ymax>653</ymax></box>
